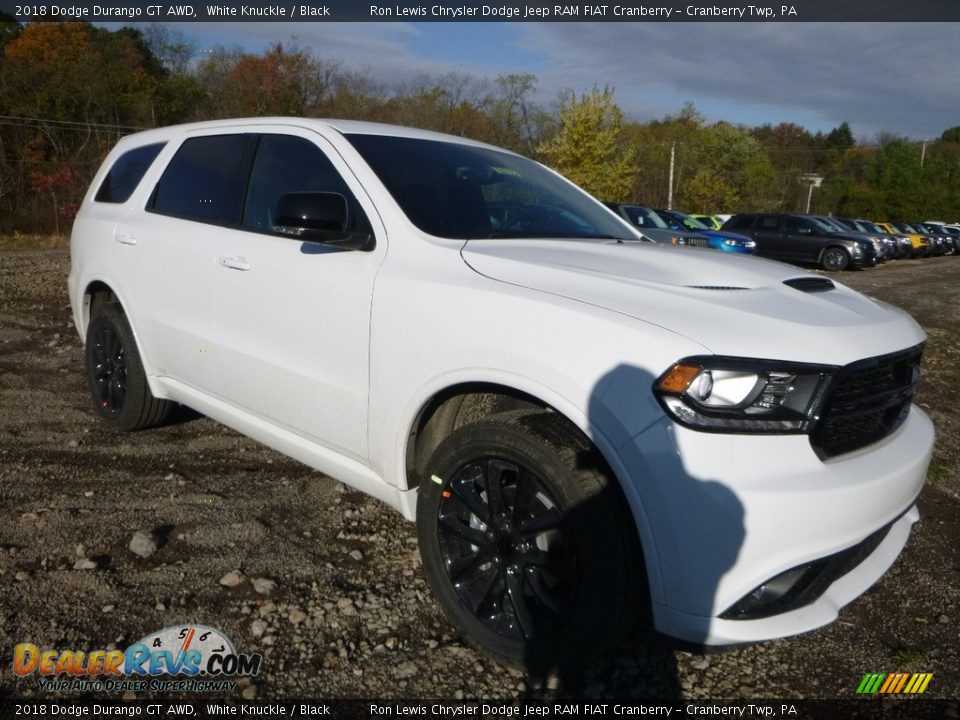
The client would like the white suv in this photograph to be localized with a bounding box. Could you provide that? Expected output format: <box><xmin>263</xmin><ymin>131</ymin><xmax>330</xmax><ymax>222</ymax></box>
<box><xmin>69</xmin><ymin>118</ymin><xmax>934</xmax><ymax>670</ymax></box>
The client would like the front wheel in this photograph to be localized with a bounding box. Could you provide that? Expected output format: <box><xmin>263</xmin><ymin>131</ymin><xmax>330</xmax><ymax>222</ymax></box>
<box><xmin>417</xmin><ymin>410</ymin><xmax>640</xmax><ymax>671</ymax></box>
<box><xmin>85</xmin><ymin>303</ymin><xmax>172</xmax><ymax>431</ymax></box>
<box><xmin>820</xmin><ymin>247</ymin><xmax>850</xmax><ymax>272</ymax></box>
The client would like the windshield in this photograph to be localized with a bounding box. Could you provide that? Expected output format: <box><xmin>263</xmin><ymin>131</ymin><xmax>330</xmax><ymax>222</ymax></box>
<box><xmin>810</xmin><ymin>217</ymin><xmax>840</xmax><ymax>233</ymax></box>
<box><xmin>345</xmin><ymin>134</ymin><xmax>636</xmax><ymax>241</ymax></box>
<box><xmin>619</xmin><ymin>205</ymin><xmax>670</xmax><ymax>229</ymax></box>
<box><xmin>675</xmin><ymin>212</ymin><xmax>709</xmax><ymax>231</ymax></box>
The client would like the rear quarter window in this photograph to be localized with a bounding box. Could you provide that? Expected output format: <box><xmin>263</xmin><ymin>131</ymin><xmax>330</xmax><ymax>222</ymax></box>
<box><xmin>94</xmin><ymin>142</ymin><xmax>166</xmax><ymax>204</ymax></box>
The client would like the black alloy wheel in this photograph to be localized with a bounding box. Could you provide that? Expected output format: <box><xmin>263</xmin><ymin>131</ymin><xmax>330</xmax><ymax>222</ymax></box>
<box><xmin>84</xmin><ymin>303</ymin><xmax>172</xmax><ymax>431</ymax></box>
<box><xmin>90</xmin><ymin>321</ymin><xmax>128</xmax><ymax>417</ymax></box>
<box><xmin>436</xmin><ymin>455</ymin><xmax>577</xmax><ymax>641</ymax></box>
<box><xmin>821</xmin><ymin>247</ymin><xmax>850</xmax><ymax>271</ymax></box>
<box><xmin>417</xmin><ymin>410</ymin><xmax>640</xmax><ymax>670</ymax></box>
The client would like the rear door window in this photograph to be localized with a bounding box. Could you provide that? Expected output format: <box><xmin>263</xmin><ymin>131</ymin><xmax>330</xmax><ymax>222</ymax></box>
<box><xmin>784</xmin><ymin>217</ymin><xmax>815</xmax><ymax>235</ymax></box>
<box><xmin>149</xmin><ymin>134</ymin><xmax>251</xmax><ymax>225</ymax></box>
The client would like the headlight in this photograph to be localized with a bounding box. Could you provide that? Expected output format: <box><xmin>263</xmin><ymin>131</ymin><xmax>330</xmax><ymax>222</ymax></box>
<box><xmin>654</xmin><ymin>357</ymin><xmax>834</xmax><ymax>433</ymax></box>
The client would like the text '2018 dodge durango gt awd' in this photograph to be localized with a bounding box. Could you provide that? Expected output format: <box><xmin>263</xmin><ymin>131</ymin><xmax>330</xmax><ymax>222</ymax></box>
<box><xmin>69</xmin><ymin>118</ymin><xmax>934</xmax><ymax>670</ymax></box>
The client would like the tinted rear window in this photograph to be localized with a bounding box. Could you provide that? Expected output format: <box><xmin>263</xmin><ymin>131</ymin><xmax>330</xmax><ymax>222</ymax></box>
<box><xmin>724</xmin><ymin>215</ymin><xmax>755</xmax><ymax>231</ymax></box>
<box><xmin>149</xmin><ymin>135</ymin><xmax>250</xmax><ymax>224</ymax></box>
<box><xmin>94</xmin><ymin>143</ymin><xmax>166</xmax><ymax>204</ymax></box>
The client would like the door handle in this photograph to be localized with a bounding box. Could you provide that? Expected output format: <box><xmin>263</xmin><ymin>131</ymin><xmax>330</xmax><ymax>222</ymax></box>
<box><xmin>114</xmin><ymin>232</ymin><xmax>138</xmax><ymax>246</ymax></box>
<box><xmin>219</xmin><ymin>256</ymin><xmax>251</xmax><ymax>271</ymax></box>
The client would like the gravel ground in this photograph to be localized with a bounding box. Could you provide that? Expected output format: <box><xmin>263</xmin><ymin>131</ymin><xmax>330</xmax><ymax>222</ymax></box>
<box><xmin>0</xmin><ymin>246</ymin><xmax>958</xmax><ymax>700</ymax></box>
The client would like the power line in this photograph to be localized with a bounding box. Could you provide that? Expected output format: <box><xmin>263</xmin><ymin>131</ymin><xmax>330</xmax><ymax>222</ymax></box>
<box><xmin>0</xmin><ymin>115</ymin><xmax>147</xmax><ymax>133</ymax></box>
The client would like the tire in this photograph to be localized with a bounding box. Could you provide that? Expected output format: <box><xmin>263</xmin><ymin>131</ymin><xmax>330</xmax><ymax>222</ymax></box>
<box><xmin>416</xmin><ymin>410</ymin><xmax>641</xmax><ymax>671</ymax></box>
<box><xmin>84</xmin><ymin>303</ymin><xmax>172</xmax><ymax>431</ymax></box>
<box><xmin>820</xmin><ymin>247</ymin><xmax>850</xmax><ymax>272</ymax></box>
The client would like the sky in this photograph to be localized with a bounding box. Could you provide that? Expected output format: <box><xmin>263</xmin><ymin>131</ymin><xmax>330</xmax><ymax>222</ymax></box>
<box><xmin>132</xmin><ymin>21</ymin><xmax>959</xmax><ymax>142</ymax></box>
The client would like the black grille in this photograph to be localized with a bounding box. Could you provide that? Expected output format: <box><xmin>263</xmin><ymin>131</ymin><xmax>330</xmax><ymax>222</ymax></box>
<box><xmin>810</xmin><ymin>344</ymin><xmax>923</xmax><ymax>459</ymax></box>
<box><xmin>679</xmin><ymin>237</ymin><xmax>711</xmax><ymax>248</ymax></box>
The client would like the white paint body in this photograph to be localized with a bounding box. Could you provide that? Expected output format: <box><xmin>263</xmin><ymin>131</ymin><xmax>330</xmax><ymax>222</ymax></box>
<box><xmin>69</xmin><ymin>118</ymin><xmax>934</xmax><ymax>646</ymax></box>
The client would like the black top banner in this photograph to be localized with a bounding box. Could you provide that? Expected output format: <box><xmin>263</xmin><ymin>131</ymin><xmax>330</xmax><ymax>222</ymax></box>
<box><xmin>1</xmin><ymin>699</ymin><xmax>959</xmax><ymax>719</ymax></box>
<box><xmin>2</xmin><ymin>0</ymin><xmax>960</xmax><ymax>22</ymax></box>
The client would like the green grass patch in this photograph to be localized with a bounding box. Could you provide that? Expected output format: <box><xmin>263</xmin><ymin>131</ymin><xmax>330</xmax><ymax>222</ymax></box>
<box><xmin>890</xmin><ymin>648</ymin><xmax>927</xmax><ymax>668</ymax></box>
<box><xmin>0</xmin><ymin>234</ymin><xmax>69</xmax><ymax>250</ymax></box>
<box><xmin>927</xmin><ymin>464</ymin><xmax>950</xmax><ymax>484</ymax></box>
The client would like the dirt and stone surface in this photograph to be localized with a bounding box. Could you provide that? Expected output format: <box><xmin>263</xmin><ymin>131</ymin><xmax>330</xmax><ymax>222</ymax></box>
<box><xmin>1</xmin><ymin>244</ymin><xmax>958</xmax><ymax>700</ymax></box>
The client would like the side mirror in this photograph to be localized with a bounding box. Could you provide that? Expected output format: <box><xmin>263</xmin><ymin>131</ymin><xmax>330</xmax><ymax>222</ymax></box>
<box><xmin>273</xmin><ymin>192</ymin><xmax>374</xmax><ymax>251</ymax></box>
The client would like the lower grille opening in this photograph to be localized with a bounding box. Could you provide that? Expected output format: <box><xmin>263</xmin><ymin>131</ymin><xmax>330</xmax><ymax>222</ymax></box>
<box><xmin>721</xmin><ymin>519</ymin><xmax>896</xmax><ymax>621</ymax></box>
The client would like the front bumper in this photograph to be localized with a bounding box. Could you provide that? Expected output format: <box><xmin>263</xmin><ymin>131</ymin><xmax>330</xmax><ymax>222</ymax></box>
<box><xmin>850</xmin><ymin>251</ymin><xmax>879</xmax><ymax>268</ymax></box>
<box><xmin>615</xmin><ymin>405</ymin><xmax>933</xmax><ymax>645</ymax></box>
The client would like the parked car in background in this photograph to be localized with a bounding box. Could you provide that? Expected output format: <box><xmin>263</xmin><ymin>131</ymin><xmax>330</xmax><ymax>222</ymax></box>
<box><xmin>918</xmin><ymin>222</ymin><xmax>959</xmax><ymax>255</ymax></box>
<box><xmin>689</xmin><ymin>213</ymin><xmax>724</xmax><ymax>230</ymax></box>
<box><xmin>833</xmin><ymin>218</ymin><xmax>906</xmax><ymax>259</ymax></box>
<box><xmin>876</xmin><ymin>222</ymin><xmax>929</xmax><ymax>258</ymax></box>
<box><xmin>895</xmin><ymin>222</ymin><xmax>945</xmax><ymax>256</ymax></box>
<box><xmin>723</xmin><ymin>213</ymin><xmax>878</xmax><ymax>271</ymax></box>
<box><xmin>655</xmin><ymin>209</ymin><xmax>757</xmax><ymax>254</ymax></box>
<box><xmin>852</xmin><ymin>219</ymin><xmax>913</xmax><ymax>259</ymax></box>
<box><xmin>604</xmin><ymin>203</ymin><xmax>711</xmax><ymax>247</ymax></box>
<box><xmin>937</xmin><ymin>225</ymin><xmax>960</xmax><ymax>254</ymax></box>
<box><xmin>812</xmin><ymin>216</ymin><xmax>890</xmax><ymax>262</ymax></box>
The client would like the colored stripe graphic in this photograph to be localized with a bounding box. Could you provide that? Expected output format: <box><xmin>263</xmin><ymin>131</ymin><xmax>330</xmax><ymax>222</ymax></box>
<box><xmin>857</xmin><ymin>673</ymin><xmax>885</xmax><ymax>694</ymax></box>
<box><xmin>857</xmin><ymin>672</ymin><xmax>932</xmax><ymax>694</ymax></box>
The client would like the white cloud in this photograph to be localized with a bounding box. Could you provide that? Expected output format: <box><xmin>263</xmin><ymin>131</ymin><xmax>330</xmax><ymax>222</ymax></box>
<box><xmin>516</xmin><ymin>22</ymin><xmax>960</xmax><ymax>138</ymax></box>
<box><xmin>124</xmin><ymin>21</ymin><xmax>960</xmax><ymax>139</ymax></box>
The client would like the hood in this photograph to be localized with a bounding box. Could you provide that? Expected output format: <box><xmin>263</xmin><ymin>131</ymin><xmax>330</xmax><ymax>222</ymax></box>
<box><xmin>704</xmin><ymin>229</ymin><xmax>752</xmax><ymax>243</ymax></box>
<box><xmin>461</xmin><ymin>239</ymin><xmax>924</xmax><ymax>365</ymax></box>
<box><xmin>824</xmin><ymin>231</ymin><xmax>871</xmax><ymax>245</ymax></box>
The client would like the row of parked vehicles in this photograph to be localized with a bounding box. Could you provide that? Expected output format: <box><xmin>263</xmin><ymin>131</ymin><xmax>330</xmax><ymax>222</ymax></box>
<box><xmin>606</xmin><ymin>202</ymin><xmax>960</xmax><ymax>271</ymax></box>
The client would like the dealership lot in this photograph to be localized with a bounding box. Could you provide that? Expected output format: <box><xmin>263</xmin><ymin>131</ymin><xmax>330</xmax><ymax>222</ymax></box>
<box><xmin>0</xmin><ymin>246</ymin><xmax>957</xmax><ymax>699</ymax></box>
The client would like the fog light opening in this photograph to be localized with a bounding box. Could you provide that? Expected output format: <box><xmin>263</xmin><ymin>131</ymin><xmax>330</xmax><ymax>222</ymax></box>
<box><xmin>721</xmin><ymin>561</ymin><xmax>825</xmax><ymax>620</ymax></box>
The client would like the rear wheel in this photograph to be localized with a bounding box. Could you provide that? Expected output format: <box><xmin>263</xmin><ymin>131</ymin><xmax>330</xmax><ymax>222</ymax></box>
<box><xmin>820</xmin><ymin>247</ymin><xmax>850</xmax><ymax>271</ymax></box>
<box><xmin>417</xmin><ymin>410</ymin><xmax>640</xmax><ymax>671</ymax></box>
<box><xmin>85</xmin><ymin>303</ymin><xmax>172</xmax><ymax>431</ymax></box>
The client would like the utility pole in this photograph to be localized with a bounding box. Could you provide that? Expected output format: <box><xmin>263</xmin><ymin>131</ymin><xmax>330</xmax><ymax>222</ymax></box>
<box><xmin>920</xmin><ymin>140</ymin><xmax>927</xmax><ymax>167</ymax></box>
<box><xmin>667</xmin><ymin>141</ymin><xmax>675</xmax><ymax>210</ymax></box>
<box><xmin>800</xmin><ymin>174</ymin><xmax>823</xmax><ymax>214</ymax></box>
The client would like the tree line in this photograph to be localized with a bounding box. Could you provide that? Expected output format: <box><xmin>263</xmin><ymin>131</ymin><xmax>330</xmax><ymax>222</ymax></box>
<box><xmin>2</xmin><ymin>18</ymin><xmax>959</xmax><ymax>234</ymax></box>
